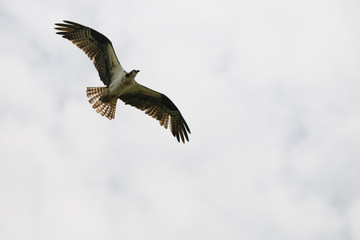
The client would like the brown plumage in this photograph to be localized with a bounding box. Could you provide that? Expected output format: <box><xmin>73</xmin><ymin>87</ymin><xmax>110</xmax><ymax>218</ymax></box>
<box><xmin>55</xmin><ymin>20</ymin><xmax>191</xmax><ymax>143</ymax></box>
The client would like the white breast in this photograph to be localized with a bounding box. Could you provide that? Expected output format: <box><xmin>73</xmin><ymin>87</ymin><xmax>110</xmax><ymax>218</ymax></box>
<box><xmin>108</xmin><ymin>72</ymin><xmax>135</xmax><ymax>97</ymax></box>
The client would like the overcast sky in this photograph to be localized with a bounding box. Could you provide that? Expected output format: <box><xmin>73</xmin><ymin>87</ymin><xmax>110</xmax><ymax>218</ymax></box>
<box><xmin>1</xmin><ymin>0</ymin><xmax>360</xmax><ymax>239</ymax></box>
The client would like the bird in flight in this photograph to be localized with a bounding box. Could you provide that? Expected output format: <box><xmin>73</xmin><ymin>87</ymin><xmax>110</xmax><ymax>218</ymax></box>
<box><xmin>55</xmin><ymin>20</ymin><xmax>190</xmax><ymax>143</ymax></box>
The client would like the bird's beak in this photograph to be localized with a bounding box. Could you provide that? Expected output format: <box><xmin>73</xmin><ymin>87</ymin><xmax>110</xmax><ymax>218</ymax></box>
<box><xmin>135</xmin><ymin>70</ymin><xmax>140</xmax><ymax>73</ymax></box>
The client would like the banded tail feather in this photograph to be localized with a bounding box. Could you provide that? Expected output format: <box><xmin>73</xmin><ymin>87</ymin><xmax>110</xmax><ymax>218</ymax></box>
<box><xmin>86</xmin><ymin>87</ymin><xmax>117</xmax><ymax>120</ymax></box>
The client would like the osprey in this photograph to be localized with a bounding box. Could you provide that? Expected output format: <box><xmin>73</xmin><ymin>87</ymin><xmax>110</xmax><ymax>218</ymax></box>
<box><xmin>55</xmin><ymin>20</ymin><xmax>190</xmax><ymax>143</ymax></box>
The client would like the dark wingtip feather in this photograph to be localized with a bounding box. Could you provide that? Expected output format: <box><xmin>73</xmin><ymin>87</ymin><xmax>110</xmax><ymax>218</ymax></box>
<box><xmin>184</xmin><ymin>121</ymin><xmax>191</xmax><ymax>134</ymax></box>
<box><xmin>54</xmin><ymin>20</ymin><xmax>82</xmax><ymax>31</ymax></box>
<box><xmin>63</xmin><ymin>20</ymin><xmax>78</xmax><ymax>25</ymax></box>
<box><xmin>179</xmin><ymin>131</ymin><xmax>185</xmax><ymax>143</ymax></box>
<box><xmin>183</xmin><ymin>128</ymin><xmax>189</xmax><ymax>142</ymax></box>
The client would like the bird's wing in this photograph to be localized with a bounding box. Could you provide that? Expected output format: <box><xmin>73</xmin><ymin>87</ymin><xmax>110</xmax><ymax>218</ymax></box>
<box><xmin>119</xmin><ymin>83</ymin><xmax>191</xmax><ymax>143</ymax></box>
<box><xmin>55</xmin><ymin>20</ymin><xmax>123</xmax><ymax>86</ymax></box>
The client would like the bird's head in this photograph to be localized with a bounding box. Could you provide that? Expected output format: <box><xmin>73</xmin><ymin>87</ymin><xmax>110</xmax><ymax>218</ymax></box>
<box><xmin>125</xmin><ymin>69</ymin><xmax>140</xmax><ymax>78</ymax></box>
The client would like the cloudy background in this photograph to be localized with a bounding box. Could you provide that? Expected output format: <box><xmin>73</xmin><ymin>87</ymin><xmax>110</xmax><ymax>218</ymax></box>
<box><xmin>1</xmin><ymin>0</ymin><xmax>360</xmax><ymax>239</ymax></box>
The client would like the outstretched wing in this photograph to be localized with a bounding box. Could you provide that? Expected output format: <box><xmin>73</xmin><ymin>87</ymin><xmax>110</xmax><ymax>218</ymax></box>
<box><xmin>119</xmin><ymin>83</ymin><xmax>191</xmax><ymax>143</ymax></box>
<box><xmin>55</xmin><ymin>20</ymin><xmax>123</xmax><ymax>86</ymax></box>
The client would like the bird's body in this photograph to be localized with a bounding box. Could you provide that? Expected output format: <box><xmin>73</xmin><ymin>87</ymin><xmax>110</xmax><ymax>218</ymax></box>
<box><xmin>101</xmin><ymin>70</ymin><xmax>136</xmax><ymax>103</ymax></box>
<box><xmin>55</xmin><ymin>20</ymin><xmax>190</xmax><ymax>143</ymax></box>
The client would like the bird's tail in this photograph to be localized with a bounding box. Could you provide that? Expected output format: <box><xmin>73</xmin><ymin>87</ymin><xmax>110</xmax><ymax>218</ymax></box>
<box><xmin>86</xmin><ymin>87</ymin><xmax>117</xmax><ymax>120</ymax></box>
